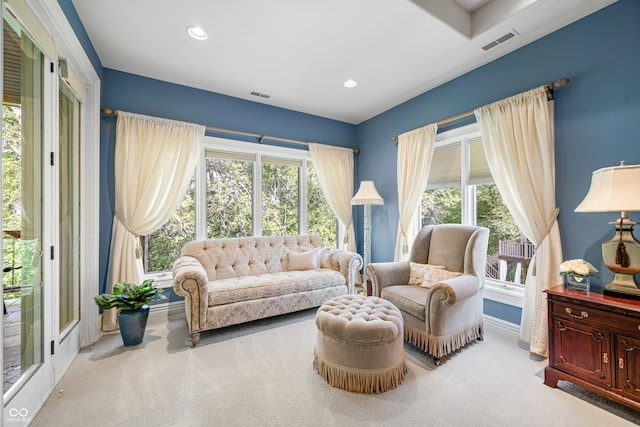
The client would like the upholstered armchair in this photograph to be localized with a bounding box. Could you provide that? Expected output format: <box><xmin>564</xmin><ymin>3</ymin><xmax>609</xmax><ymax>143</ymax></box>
<box><xmin>366</xmin><ymin>224</ymin><xmax>489</xmax><ymax>365</ymax></box>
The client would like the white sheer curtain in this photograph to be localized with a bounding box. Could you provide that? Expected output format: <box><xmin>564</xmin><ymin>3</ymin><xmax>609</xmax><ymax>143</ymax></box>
<box><xmin>394</xmin><ymin>124</ymin><xmax>438</xmax><ymax>261</ymax></box>
<box><xmin>104</xmin><ymin>112</ymin><xmax>205</xmax><ymax>331</ymax></box>
<box><xmin>308</xmin><ymin>143</ymin><xmax>356</xmax><ymax>252</ymax></box>
<box><xmin>475</xmin><ymin>86</ymin><xmax>563</xmax><ymax>356</ymax></box>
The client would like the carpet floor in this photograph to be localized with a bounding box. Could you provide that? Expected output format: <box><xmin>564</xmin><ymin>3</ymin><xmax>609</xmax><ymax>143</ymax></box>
<box><xmin>31</xmin><ymin>308</ymin><xmax>640</xmax><ymax>426</ymax></box>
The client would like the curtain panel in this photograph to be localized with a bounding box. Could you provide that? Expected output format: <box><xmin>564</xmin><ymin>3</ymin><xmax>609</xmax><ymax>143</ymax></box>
<box><xmin>394</xmin><ymin>123</ymin><xmax>438</xmax><ymax>261</ymax></box>
<box><xmin>475</xmin><ymin>85</ymin><xmax>563</xmax><ymax>356</ymax></box>
<box><xmin>308</xmin><ymin>143</ymin><xmax>356</xmax><ymax>252</ymax></box>
<box><xmin>104</xmin><ymin>112</ymin><xmax>204</xmax><ymax>331</ymax></box>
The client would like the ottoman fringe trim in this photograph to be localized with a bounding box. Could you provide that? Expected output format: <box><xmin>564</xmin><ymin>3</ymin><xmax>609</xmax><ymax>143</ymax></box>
<box><xmin>404</xmin><ymin>320</ymin><xmax>483</xmax><ymax>359</ymax></box>
<box><xmin>313</xmin><ymin>351</ymin><xmax>407</xmax><ymax>394</ymax></box>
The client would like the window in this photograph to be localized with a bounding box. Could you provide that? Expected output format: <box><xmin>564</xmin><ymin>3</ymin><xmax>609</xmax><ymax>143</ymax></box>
<box><xmin>142</xmin><ymin>138</ymin><xmax>339</xmax><ymax>276</ymax></box>
<box><xmin>420</xmin><ymin>124</ymin><xmax>526</xmax><ymax>306</ymax></box>
<box><xmin>307</xmin><ymin>162</ymin><xmax>337</xmax><ymax>247</ymax></box>
<box><xmin>206</xmin><ymin>150</ymin><xmax>254</xmax><ymax>238</ymax></box>
<box><xmin>261</xmin><ymin>156</ymin><xmax>300</xmax><ymax>236</ymax></box>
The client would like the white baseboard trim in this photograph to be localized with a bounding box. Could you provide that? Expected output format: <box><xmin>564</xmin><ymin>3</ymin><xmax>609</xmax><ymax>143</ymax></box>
<box><xmin>149</xmin><ymin>300</ymin><xmax>185</xmax><ymax>317</ymax></box>
<box><xmin>483</xmin><ymin>314</ymin><xmax>519</xmax><ymax>338</ymax></box>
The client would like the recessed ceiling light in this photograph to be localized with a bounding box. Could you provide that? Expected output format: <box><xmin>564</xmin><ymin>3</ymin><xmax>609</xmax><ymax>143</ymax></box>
<box><xmin>344</xmin><ymin>79</ymin><xmax>357</xmax><ymax>88</ymax></box>
<box><xmin>187</xmin><ymin>25</ymin><xmax>208</xmax><ymax>41</ymax></box>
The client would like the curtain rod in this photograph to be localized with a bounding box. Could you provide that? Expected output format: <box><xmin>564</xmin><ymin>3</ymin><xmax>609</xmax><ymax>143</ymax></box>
<box><xmin>100</xmin><ymin>108</ymin><xmax>359</xmax><ymax>154</ymax></box>
<box><xmin>390</xmin><ymin>78</ymin><xmax>570</xmax><ymax>142</ymax></box>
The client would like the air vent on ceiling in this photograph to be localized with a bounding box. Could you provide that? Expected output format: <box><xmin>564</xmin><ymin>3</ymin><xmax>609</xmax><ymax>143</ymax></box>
<box><xmin>249</xmin><ymin>90</ymin><xmax>271</xmax><ymax>99</ymax></box>
<box><xmin>481</xmin><ymin>29</ymin><xmax>520</xmax><ymax>51</ymax></box>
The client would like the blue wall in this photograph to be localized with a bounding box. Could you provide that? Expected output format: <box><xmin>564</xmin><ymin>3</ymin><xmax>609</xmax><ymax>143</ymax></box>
<box><xmin>99</xmin><ymin>69</ymin><xmax>358</xmax><ymax>292</ymax></box>
<box><xmin>357</xmin><ymin>0</ymin><xmax>640</xmax><ymax>296</ymax></box>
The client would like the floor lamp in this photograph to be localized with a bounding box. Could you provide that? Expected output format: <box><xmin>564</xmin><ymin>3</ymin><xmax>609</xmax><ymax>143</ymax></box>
<box><xmin>351</xmin><ymin>181</ymin><xmax>384</xmax><ymax>293</ymax></box>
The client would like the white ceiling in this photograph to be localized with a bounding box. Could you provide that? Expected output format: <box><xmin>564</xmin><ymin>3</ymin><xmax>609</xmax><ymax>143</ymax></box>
<box><xmin>72</xmin><ymin>0</ymin><xmax>616</xmax><ymax>124</ymax></box>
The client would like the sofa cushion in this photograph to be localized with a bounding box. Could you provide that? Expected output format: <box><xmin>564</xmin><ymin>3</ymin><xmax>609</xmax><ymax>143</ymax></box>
<box><xmin>207</xmin><ymin>269</ymin><xmax>346</xmax><ymax>307</ymax></box>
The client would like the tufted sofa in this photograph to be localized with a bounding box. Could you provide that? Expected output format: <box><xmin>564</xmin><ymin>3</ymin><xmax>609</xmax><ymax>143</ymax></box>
<box><xmin>173</xmin><ymin>235</ymin><xmax>363</xmax><ymax>346</ymax></box>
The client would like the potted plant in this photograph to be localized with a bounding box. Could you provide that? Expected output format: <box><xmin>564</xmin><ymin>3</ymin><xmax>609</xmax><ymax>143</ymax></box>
<box><xmin>94</xmin><ymin>279</ymin><xmax>167</xmax><ymax>346</ymax></box>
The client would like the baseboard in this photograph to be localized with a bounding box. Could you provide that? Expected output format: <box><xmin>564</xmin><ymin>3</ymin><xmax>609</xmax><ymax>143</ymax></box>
<box><xmin>149</xmin><ymin>300</ymin><xmax>185</xmax><ymax>317</ymax></box>
<box><xmin>483</xmin><ymin>314</ymin><xmax>519</xmax><ymax>338</ymax></box>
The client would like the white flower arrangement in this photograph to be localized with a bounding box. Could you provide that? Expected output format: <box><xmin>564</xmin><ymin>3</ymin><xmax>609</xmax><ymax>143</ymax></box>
<box><xmin>559</xmin><ymin>259</ymin><xmax>598</xmax><ymax>282</ymax></box>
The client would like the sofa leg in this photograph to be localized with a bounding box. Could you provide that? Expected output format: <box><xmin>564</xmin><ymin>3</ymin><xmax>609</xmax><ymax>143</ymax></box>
<box><xmin>433</xmin><ymin>357</ymin><xmax>441</xmax><ymax>366</ymax></box>
<box><xmin>190</xmin><ymin>332</ymin><xmax>201</xmax><ymax>348</ymax></box>
<box><xmin>477</xmin><ymin>336</ymin><xmax>484</xmax><ymax>341</ymax></box>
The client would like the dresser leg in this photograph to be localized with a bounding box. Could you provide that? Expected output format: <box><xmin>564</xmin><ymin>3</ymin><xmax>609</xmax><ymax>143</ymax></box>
<box><xmin>543</xmin><ymin>367</ymin><xmax>559</xmax><ymax>387</ymax></box>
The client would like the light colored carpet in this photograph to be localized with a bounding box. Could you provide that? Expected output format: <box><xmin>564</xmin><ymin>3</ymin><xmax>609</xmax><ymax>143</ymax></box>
<box><xmin>31</xmin><ymin>308</ymin><xmax>640</xmax><ymax>427</ymax></box>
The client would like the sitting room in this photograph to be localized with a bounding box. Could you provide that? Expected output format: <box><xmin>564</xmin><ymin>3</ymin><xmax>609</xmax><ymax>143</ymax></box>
<box><xmin>2</xmin><ymin>0</ymin><xmax>640</xmax><ymax>425</ymax></box>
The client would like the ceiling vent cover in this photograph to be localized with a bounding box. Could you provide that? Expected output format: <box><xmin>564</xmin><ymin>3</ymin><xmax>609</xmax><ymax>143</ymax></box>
<box><xmin>249</xmin><ymin>90</ymin><xmax>271</xmax><ymax>99</ymax></box>
<box><xmin>482</xmin><ymin>29</ymin><xmax>520</xmax><ymax>51</ymax></box>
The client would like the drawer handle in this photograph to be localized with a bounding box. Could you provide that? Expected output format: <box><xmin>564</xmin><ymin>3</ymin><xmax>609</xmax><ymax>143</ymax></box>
<box><xmin>565</xmin><ymin>307</ymin><xmax>589</xmax><ymax>319</ymax></box>
<box><xmin>619</xmin><ymin>358</ymin><xmax>625</xmax><ymax>369</ymax></box>
<box><xmin>604</xmin><ymin>353</ymin><xmax>608</xmax><ymax>364</ymax></box>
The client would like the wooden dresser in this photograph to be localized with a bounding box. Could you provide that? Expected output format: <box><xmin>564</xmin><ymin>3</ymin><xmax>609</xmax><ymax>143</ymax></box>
<box><xmin>544</xmin><ymin>285</ymin><xmax>640</xmax><ymax>411</ymax></box>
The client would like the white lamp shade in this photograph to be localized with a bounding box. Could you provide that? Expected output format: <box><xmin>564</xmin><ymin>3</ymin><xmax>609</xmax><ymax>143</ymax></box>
<box><xmin>575</xmin><ymin>163</ymin><xmax>640</xmax><ymax>212</ymax></box>
<box><xmin>351</xmin><ymin>180</ymin><xmax>384</xmax><ymax>205</ymax></box>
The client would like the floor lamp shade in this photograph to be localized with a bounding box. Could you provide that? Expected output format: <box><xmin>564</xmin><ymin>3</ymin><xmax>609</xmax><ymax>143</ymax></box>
<box><xmin>352</xmin><ymin>181</ymin><xmax>384</xmax><ymax>283</ymax></box>
<box><xmin>575</xmin><ymin>162</ymin><xmax>640</xmax><ymax>299</ymax></box>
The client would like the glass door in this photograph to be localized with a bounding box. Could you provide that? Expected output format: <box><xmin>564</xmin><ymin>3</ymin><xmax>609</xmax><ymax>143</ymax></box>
<box><xmin>55</xmin><ymin>78</ymin><xmax>81</xmax><ymax>380</ymax></box>
<box><xmin>2</xmin><ymin>5</ymin><xmax>52</xmax><ymax>422</ymax></box>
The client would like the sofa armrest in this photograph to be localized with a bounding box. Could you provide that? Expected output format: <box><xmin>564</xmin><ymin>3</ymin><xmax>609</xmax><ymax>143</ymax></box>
<box><xmin>426</xmin><ymin>274</ymin><xmax>480</xmax><ymax>307</ymax></box>
<box><xmin>366</xmin><ymin>262</ymin><xmax>410</xmax><ymax>297</ymax></box>
<box><xmin>330</xmin><ymin>249</ymin><xmax>363</xmax><ymax>294</ymax></box>
<box><xmin>173</xmin><ymin>256</ymin><xmax>209</xmax><ymax>333</ymax></box>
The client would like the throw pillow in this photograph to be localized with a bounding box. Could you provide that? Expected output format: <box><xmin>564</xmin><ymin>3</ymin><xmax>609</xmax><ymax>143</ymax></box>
<box><xmin>319</xmin><ymin>246</ymin><xmax>333</xmax><ymax>268</ymax></box>
<box><xmin>408</xmin><ymin>263</ymin><xmax>445</xmax><ymax>286</ymax></box>
<box><xmin>287</xmin><ymin>249</ymin><xmax>320</xmax><ymax>271</ymax></box>
<box><xmin>420</xmin><ymin>268</ymin><xmax>462</xmax><ymax>289</ymax></box>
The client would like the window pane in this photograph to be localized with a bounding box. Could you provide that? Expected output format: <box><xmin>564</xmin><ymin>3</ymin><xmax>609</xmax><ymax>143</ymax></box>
<box><xmin>426</xmin><ymin>143</ymin><xmax>461</xmax><ymax>189</ymax></box>
<box><xmin>477</xmin><ymin>183</ymin><xmax>529</xmax><ymax>284</ymax></box>
<box><xmin>59</xmin><ymin>80</ymin><xmax>81</xmax><ymax>331</ymax></box>
<box><xmin>469</xmin><ymin>137</ymin><xmax>492</xmax><ymax>185</ymax></box>
<box><xmin>262</xmin><ymin>162</ymin><xmax>299</xmax><ymax>236</ymax></box>
<box><xmin>207</xmin><ymin>158</ymin><xmax>253</xmax><ymax>238</ymax></box>
<box><xmin>307</xmin><ymin>165</ymin><xmax>337</xmax><ymax>246</ymax></box>
<box><xmin>421</xmin><ymin>187</ymin><xmax>462</xmax><ymax>226</ymax></box>
<box><xmin>143</xmin><ymin>176</ymin><xmax>196</xmax><ymax>272</ymax></box>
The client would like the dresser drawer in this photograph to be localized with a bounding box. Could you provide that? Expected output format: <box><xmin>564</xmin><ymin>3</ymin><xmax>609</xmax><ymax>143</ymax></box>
<box><xmin>550</xmin><ymin>300</ymin><xmax>640</xmax><ymax>333</ymax></box>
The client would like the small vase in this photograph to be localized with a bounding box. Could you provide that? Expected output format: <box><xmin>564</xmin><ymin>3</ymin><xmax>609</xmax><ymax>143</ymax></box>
<box><xmin>117</xmin><ymin>305</ymin><xmax>150</xmax><ymax>347</ymax></box>
<box><xmin>567</xmin><ymin>275</ymin><xmax>590</xmax><ymax>292</ymax></box>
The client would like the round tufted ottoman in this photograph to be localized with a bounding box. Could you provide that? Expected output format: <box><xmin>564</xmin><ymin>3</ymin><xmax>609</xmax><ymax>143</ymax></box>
<box><xmin>313</xmin><ymin>294</ymin><xmax>406</xmax><ymax>394</ymax></box>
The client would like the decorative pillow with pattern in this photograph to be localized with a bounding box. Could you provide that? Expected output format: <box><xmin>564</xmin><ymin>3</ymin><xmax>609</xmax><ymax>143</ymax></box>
<box><xmin>408</xmin><ymin>263</ymin><xmax>446</xmax><ymax>286</ymax></box>
<box><xmin>420</xmin><ymin>267</ymin><xmax>462</xmax><ymax>288</ymax></box>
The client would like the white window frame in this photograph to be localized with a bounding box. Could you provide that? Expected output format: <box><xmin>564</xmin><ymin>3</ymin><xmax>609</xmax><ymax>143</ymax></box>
<box><xmin>421</xmin><ymin>123</ymin><xmax>524</xmax><ymax>308</ymax></box>
<box><xmin>144</xmin><ymin>136</ymin><xmax>343</xmax><ymax>286</ymax></box>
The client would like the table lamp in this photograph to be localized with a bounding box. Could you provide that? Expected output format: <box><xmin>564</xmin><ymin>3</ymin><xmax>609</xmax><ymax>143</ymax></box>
<box><xmin>351</xmin><ymin>181</ymin><xmax>384</xmax><ymax>283</ymax></box>
<box><xmin>575</xmin><ymin>162</ymin><xmax>640</xmax><ymax>299</ymax></box>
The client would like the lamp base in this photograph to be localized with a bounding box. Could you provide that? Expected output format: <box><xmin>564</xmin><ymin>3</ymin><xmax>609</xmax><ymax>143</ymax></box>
<box><xmin>601</xmin><ymin>218</ymin><xmax>640</xmax><ymax>301</ymax></box>
<box><xmin>603</xmin><ymin>281</ymin><xmax>640</xmax><ymax>301</ymax></box>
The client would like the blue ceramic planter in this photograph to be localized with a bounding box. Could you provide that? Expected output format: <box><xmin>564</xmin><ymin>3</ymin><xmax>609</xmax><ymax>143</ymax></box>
<box><xmin>117</xmin><ymin>305</ymin><xmax>150</xmax><ymax>347</ymax></box>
